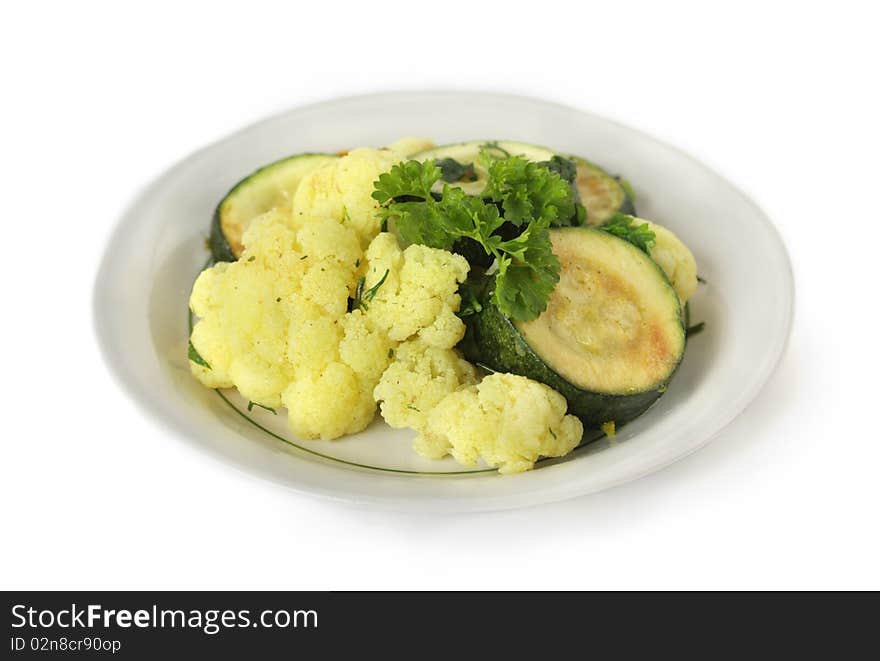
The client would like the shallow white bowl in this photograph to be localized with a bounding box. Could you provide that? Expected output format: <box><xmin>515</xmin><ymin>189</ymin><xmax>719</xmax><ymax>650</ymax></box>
<box><xmin>93</xmin><ymin>91</ymin><xmax>793</xmax><ymax>512</ymax></box>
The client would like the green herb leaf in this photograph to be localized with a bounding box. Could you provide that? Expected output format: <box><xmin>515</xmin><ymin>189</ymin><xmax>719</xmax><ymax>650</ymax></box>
<box><xmin>493</xmin><ymin>228</ymin><xmax>561</xmax><ymax>321</ymax></box>
<box><xmin>600</xmin><ymin>213</ymin><xmax>656</xmax><ymax>253</ymax></box>
<box><xmin>393</xmin><ymin>201</ymin><xmax>454</xmax><ymax>249</ymax></box>
<box><xmin>482</xmin><ymin>155</ymin><xmax>578</xmax><ymax>228</ymax></box>
<box><xmin>372</xmin><ymin>159</ymin><xmax>441</xmax><ymax>204</ymax></box>
<box><xmin>538</xmin><ymin>156</ymin><xmax>585</xmax><ymax>225</ymax></box>
<box><xmin>353</xmin><ymin>276</ymin><xmax>366</xmax><ymax>311</ymax></box>
<box><xmin>188</xmin><ymin>340</ymin><xmax>211</xmax><ymax>370</ymax></box>
<box><xmin>354</xmin><ymin>269</ymin><xmax>390</xmax><ymax>311</ymax></box>
<box><xmin>363</xmin><ymin>269</ymin><xmax>389</xmax><ymax>303</ymax></box>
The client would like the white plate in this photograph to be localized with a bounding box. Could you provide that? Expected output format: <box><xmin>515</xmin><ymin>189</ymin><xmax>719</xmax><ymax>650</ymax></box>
<box><xmin>93</xmin><ymin>91</ymin><xmax>793</xmax><ymax>512</ymax></box>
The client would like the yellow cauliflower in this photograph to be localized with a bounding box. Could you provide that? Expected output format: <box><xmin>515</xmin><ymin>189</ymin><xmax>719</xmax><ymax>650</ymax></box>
<box><xmin>282</xmin><ymin>362</ymin><xmax>377</xmax><ymax>440</ymax></box>
<box><xmin>279</xmin><ymin>229</ymin><xmax>470</xmax><ymax>440</ymax></box>
<box><xmin>284</xmin><ymin>305</ymin><xmax>343</xmax><ymax>374</ymax></box>
<box><xmin>363</xmin><ymin>233</ymin><xmax>470</xmax><ymax>345</ymax></box>
<box><xmin>373</xmin><ymin>339</ymin><xmax>478</xmax><ymax>431</ymax></box>
<box><xmin>296</xmin><ymin>215</ymin><xmax>362</xmax><ymax>274</ymax></box>
<box><xmin>278</xmin><ymin>225</ymin><xmax>373</xmax><ymax>440</ymax></box>
<box><xmin>283</xmin><ymin>309</ymin><xmax>393</xmax><ymax>440</ymax></box>
<box><xmin>415</xmin><ymin>373</ymin><xmax>584</xmax><ymax>474</ymax></box>
<box><xmin>338</xmin><ymin>311</ymin><xmax>395</xmax><ymax>383</ymax></box>
<box><xmin>358</xmin><ymin>233</ymin><xmax>473</xmax><ymax>432</ymax></box>
<box><xmin>291</xmin><ymin>147</ymin><xmax>402</xmax><ymax>246</ymax></box>
<box><xmin>189</xmin><ymin>210</ymin><xmax>310</xmax><ymax>407</ymax></box>
<box><xmin>189</xmin><ymin>207</ymin><xmax>362</xmax><ymax>404</ymax></box>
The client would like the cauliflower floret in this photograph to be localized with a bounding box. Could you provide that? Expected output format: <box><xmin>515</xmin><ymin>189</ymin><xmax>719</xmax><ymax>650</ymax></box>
<box><xmin>188</xmin><ymin>210</ymin><xmax>361</xmax><ymax>410</ymax></box>
<box><xmin>279</xmin><ymin>230</ymin><xmax>382</xmax><ymax>439</ymax></box>
<box><xmin>339</xmin><ymin>311</ymin><xmax>395</xmax><ymax>383</ymax></box>
<box><xmin>286</xmin><ymin>307</ymin><xmax>343</xmax><ymax>374</ymax></box>
<box><xmin>283</xmin><ymin>309</ymin><xmax>386</xmax><ymax>440</ymax></box>
<box><xmin>292</xmin><ymin>148</ymin><xmax>402</xmax><ymax>246</ymax></box>
<box><xmin>363</xmin><ymin>234</ymin><xmax>470</xmax><ymax>344</ymax></box>
<box><xmin>297</xmin><ymin>258</ymin><xmax>355</xmax><ymax>319</ymax></box>
<box><xmin>189</xmin><ymin>318</ymin><xmax>234</xmax><ymax>390</ymax></box>
<box><xmin>188</xmin><ymin>215</ymin><xmax>307</xmax><ymax>407</ymax></box>
<box><xmin>360</xmin><ymin>231</ymin><xmax>403</xmax><ymax>297</ymax></box>
<box><xmin>415</xmin><ymin>373</ymin><xmax>584</xmax><ymax>474</ymax></box>
<box><xmin>417</xmin><ymin>305</ymin><xmax>467</xmax><ymax>349</ymax></box>
<box><xmin>373</xmin><ymin>339</ymin><xmax>477</xmax><ymax>431</ymax></box>
<box><xmin>362</xmin><ymin>232</ymin><xmax>474</xmax><ymax>428</ymax></box>
<box><xmin>293</xmin><ymin>217</ymin><xmax>361</xmax><ymax>317</ymax></box>
<box><xmin>283</xmin><ymin>309</ymin><xmax>395</xmax><ymax>439</ymax></box>
<box><xmin>312</xmin><ymin>233</ymin><xmax>470</xmax><ymax>436</ymax></box>
<box><xmin>296</xmin><ymin>216</ymin><xmax>362</xmax><ymax>268</ymax></box>
<box><xmin>282</xmin><ymin>362</ymin><xmax>376</xmax><ymax>440</ymax></box>
<box><xmin>190</xmin><ymin>217</ymin><xmax>475</xmax><ymax>440</ymax></box>
<box><xmin>387</xmin><ymin>136</ymin><xmax>435</xmax><ymax>156</ymax></box>
<box><xmin>240</xmin><ymin>208</ymin><xmax>309</xmax><ymax>269</ymax></box>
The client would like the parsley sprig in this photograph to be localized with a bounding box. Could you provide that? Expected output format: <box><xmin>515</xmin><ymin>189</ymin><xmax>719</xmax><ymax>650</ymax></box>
<box><xmin>482</xmin><ymin>154</ymin><xmax>580</xmax><ymax>227</ymax></box>
<box><xmin>373</xmin><ymin>155</ymin><xmax>578</xmax><ymax>321</ymax></box>
<box><xmin>599</xmin><ymin>213</ymin><xmax>656</xmax><ymax>253</ymax></box>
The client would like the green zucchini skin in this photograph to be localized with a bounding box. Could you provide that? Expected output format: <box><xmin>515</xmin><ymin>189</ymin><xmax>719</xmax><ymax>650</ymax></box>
<box><xmin>461</xmin><ymin>301</ymin><xmax>671</xmax><ymax>427</ymax></box>
<box><xmin>209</xmin><ymin>208</ymin><xmax>237</xmax><ymax>263</ymax></box>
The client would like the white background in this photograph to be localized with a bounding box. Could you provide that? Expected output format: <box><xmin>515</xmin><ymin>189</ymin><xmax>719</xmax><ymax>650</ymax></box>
<box><xmin>2</xmin><ymin>1</ymin><xmax>877</xmax><ymax>589</ymax></box>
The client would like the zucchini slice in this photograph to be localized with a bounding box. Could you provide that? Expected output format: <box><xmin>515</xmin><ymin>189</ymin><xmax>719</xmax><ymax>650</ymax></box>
<box><xmin>572</xmin><ymin>157</ymin><xmax>635</xmax><ymax>226</ymax></box>
<box><xmin>462</xmin><ymin>228</ymin><xmax>685</xmax><ymax>427</ymax></box>
<box><xmin>210</xmin><ymin>153</ymin><xmax>338</xmax><ymax>261</ymax></box>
